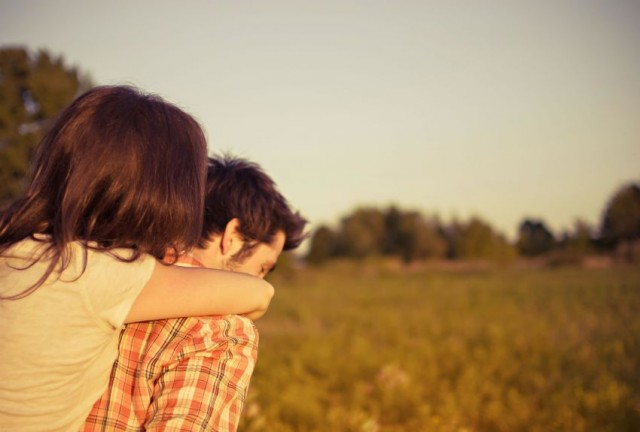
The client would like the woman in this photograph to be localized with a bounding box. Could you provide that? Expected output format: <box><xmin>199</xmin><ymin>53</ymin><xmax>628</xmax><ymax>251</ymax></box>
<box><xmin>0</xmin><ymin>85</ymin><xmax>273</xmax><ymax>431</ymax></box>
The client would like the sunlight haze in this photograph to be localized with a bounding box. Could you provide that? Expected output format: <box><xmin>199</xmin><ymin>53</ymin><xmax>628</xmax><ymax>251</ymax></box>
<box><xmin>1</xmin><ymin>0</ymin><xmax>638</xmax><ymax>239</ymax></box>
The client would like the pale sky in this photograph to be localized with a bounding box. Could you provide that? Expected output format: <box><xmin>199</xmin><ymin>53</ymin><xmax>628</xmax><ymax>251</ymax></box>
<box><xmin>2</xmin><ymin>0</ymin><xmax>639</xmax><ymax>239</ymax></box>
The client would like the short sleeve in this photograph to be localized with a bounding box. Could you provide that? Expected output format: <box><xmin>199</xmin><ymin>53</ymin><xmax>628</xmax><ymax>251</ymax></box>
<box><xmin>80</xmin><ymin>249</ymin><xmax>156</xmax><ymax>329</ymax></box>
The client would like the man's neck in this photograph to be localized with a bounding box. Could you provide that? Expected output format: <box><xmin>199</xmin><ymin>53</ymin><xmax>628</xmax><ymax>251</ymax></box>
<box><xmin>163</xmin><ymin>251</ymin><xmax>205</xmax><ymax>268</ymax></box>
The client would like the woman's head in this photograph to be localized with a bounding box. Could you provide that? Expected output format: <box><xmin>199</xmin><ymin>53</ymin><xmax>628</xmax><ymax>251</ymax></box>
<box><xmin>1</xmin><ymin>85</ymin><xmax>207</xmax><ymax>261</ymax></box>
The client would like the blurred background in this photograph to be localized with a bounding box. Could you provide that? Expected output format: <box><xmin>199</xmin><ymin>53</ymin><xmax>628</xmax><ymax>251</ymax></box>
<box><xmin>1</xmin><ymin>1</ymin><xmax>639</xmax><ymax>431</ymax></box>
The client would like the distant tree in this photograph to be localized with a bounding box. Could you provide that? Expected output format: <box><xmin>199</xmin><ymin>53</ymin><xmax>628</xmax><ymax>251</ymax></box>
<box><xmin>339</xmin><ymin>207</ymin><xmax>385</xmax><ymax>258</ymax></box>
<box><xmin>458</xmin><ymin>218</ymin><xmax>493</xmax><ymax>259</ymax></box>
<box><xmin>442</xmin><ymin>218</ymin><xmax>463</xmax><ymax>259</ymax></box>
<box><xmin>382</xmin><ymin>206</ymin><xmax>402</xmax><ymax>255</ymax></box>
<box><xmin>600</xmin><ymin>183</ymin><xmax>640</xmax><ymax>247</ymax></box>
<box><xmin>560</xmin><ymin>219</ymin><xmax>593</xmax><ymax>255</ymax></box>
<box><xmin>395</xmin><ymin>211</ymin><xmax>446</xmax><ymax>263</ymax></box>
<box><xmin>548</xmin><ymin>219</ymin><xmax>594</xmax><ymax>266</ymax></box>
<box><xmin>516</xmin><ymin>218</ymin><xmax>555</xmax><ymax>257</ymax></box>
<box><xmin>446</xmin><ymin>217</ymin><xmax>515</xmax><ymax>261</ymax></box>
<box><xmin>381</xmin><ymin>206</ymin><xmax>444</xmax><ymax>261</ymax></box>
<box><xmin>306</xmin><ymin>225</ymin><xmax>336</xmax><ymax>265</ymax></box>
<box><xmin>0</xmin><ymin>46</ymin><xmax>92</xmax><ymax>206</ymax></box>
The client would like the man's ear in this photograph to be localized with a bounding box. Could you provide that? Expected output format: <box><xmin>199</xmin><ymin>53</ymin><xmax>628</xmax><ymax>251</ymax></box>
<box><xmin>220</xmin><ymin>218</ymin><xmax>245</xmax><ymax>257</ymax></box>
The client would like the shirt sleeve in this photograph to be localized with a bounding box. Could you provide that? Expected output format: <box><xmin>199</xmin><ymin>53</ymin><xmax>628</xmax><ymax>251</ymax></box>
<box><xmin>81</xmin><ymin>248</ymin><xmax>156</xmax><ymax>329</ymax></box>
<box><xmin>144</xmin><ymin>315</ymin><xmax>259</xmax><ymax>432</ymax></box>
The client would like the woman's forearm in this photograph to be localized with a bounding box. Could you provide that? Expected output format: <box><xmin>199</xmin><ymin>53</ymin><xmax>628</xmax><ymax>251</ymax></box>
<box><xmin>124</xmin><ymin>261</ymin><xmax>274</xmax><ymax>323</ymax></box>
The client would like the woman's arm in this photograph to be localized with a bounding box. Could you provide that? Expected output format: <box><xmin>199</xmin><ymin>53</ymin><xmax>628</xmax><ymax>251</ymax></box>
<box><xmin>124</xmin><ymin>262</ymin><xmax>274</xmax><ymax>323</ymax></box>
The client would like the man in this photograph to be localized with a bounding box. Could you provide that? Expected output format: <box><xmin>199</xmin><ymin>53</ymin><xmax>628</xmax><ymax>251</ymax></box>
<box><xmin>82</xmin><ymin>155</ymin><xmax>307</xmax><ymax>431</ymax></box>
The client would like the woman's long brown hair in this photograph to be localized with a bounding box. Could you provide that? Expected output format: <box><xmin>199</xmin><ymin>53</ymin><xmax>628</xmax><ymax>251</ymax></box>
<box><xmin>0</xmin><ymin>85</ymin><xmax>208</xmax><ymax>299</ymax></box>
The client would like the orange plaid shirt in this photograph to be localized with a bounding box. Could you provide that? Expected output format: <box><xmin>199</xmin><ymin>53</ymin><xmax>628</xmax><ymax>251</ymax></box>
<box><xmin>81</xmin><ymin>255</ymin><xmax>259</xmax><ymax>431</ymax></box>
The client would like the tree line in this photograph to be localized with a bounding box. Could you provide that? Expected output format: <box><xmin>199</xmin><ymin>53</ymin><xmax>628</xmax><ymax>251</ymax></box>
<box><xmin>1</xmin><ymin>46</ymin><xmax>638</xmax><ymax>266</ymax></box>
<box><xmin>306</xmin><ymin>183</ymin><xmax>640</xmax><ymax>265</ymax></box>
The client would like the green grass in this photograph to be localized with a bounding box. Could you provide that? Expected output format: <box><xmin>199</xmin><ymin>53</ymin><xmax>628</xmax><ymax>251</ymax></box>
<box><xmin>238</xmin><ymin>263</ymin><xmax>640</xmax><ymax>432</ymax></box>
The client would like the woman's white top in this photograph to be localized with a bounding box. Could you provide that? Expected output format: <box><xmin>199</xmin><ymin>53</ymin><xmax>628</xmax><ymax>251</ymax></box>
<box><xmin>0</xmin><ymin>239</ymin><xmax>155</xmax><ymax>431</ymax></box>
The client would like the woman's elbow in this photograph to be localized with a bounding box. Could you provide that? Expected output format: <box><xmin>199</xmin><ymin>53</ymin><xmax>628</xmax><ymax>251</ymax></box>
<box><xmin>247</xmin><ymin>283</ymin><xmax>274</xmax><ymax>320</ymax></box>
<box><xmin>260</xmin><ymin>282</ymin><xmax>275</xmax><ymax>310</ymax></box>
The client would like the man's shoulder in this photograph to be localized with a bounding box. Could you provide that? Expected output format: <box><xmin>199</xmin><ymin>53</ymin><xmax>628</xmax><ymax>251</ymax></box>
<box><xmin>194</xmin><ymin>315</ymin><xmax>259</xmax><ymax>345</ymax></box>
<box><xmin>122</xmin><ymin>315</ymin><xmax>258</xmax><ymax>353</ymax></box>
<box><xmin>123</xmin><ymin>314</ymin><xmax>257</xmax><ymax>333</ymax></box>
<box><xmin>123</xmin><ymin>317</ymin><xmax>201</xmax><ymax>339</ymax></box>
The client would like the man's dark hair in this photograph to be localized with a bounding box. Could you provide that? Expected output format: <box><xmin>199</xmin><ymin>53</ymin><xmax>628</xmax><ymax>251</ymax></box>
<box><xmin>200</xmin><ymin>155</ymin><xmax>308</xmax><ymax>258</ymax></box>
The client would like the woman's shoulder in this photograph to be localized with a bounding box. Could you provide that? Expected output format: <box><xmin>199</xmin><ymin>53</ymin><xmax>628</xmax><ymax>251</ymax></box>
<box><xmin>2</xmin><ymin>235</ymin><xmax>50</xmax><ymax>259</ymax></box>
<box><xmin>1</xmin><ymin>236</ymin><xmax>156</xmax><ymax>289</ymax></box>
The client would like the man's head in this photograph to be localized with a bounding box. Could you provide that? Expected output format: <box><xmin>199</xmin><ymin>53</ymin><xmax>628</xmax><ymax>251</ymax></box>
<box><xmin>191</xmin><ymin>155</ymin><xmax>308</xmax><ymax>277</ymax></box>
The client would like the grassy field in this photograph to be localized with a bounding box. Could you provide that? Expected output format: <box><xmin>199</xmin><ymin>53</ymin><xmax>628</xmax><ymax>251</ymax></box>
<box><xmin>238</xmin><ymin>261</ymin><xmax>640</xmax><ymax>432</ymax></box>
